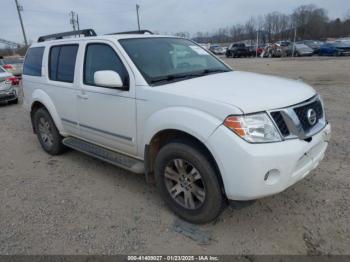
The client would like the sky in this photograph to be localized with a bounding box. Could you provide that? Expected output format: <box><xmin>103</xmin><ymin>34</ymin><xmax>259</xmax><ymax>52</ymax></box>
<box><xmin>1</xmin><ymin>0</ymin><xmax>349</xmax><ymax>45</ymax></box>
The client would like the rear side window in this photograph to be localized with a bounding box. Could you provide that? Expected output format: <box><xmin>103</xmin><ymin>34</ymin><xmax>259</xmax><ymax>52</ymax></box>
<box><xmin>23</xmin><ymin>47</ymin><xmax>45</xmax><ymax>76</ymax></box>
<box><xmin>49</xmin><ymin>45</ymin><xmax>78</xmax><ymax>83</ymax></box>
<box><xmin>83</xmin><ymin>43</ymin><xmax>129</xmax><ymax>87</ymax></box>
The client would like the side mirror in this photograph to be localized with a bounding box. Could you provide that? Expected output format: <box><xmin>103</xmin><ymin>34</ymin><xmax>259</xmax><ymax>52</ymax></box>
<box><xmin>94</xmin><ymin>70</ymin><xmax>124</xmax><ymax>88</ymax></box>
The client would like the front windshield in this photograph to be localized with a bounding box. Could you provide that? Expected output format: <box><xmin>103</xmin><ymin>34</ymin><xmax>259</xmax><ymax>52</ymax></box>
<box><xmin>119</xmin><ymin>37</ymin><xmax>230</xmax><ymax>85</ymax></box>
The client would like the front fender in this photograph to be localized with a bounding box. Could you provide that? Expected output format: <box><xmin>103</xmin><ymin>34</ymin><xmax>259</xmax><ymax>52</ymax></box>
<box><xmin>31</xmin><ymin>89</ymin><xmax>64</xmax><ymax>134</ymax></box>
<box><xmin>141</xmin><ymin>106</ymin><xmax>222</xmax><ymax>156</ymax></box>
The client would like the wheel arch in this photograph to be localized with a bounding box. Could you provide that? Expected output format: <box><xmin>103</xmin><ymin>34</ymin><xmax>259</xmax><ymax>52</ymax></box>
<box><xmin>30</xmin><ymin>90</ymin><xmax>63</xmax><ymax>134</ymax></box>
<box><xmin>144</xmin><ymin>128</ymin><xmax>227</xmax><ymax>199</ymax></box>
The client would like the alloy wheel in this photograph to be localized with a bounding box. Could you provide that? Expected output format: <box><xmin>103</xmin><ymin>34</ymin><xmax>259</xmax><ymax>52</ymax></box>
<box><xmin>38</xmin><ymin>117</ymin><xmax>54</xmax><ymax>148</ymax></box>
<box><xmin>164</xmin><ymin>158</ymin><xmax>206</xmax><ymax>210</ymax></box>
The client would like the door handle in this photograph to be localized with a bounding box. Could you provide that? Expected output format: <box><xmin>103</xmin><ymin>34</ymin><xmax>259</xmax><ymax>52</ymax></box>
<box><xmin>77</xmin><ymin>93</ymin><xmax>88</xmax><ymax>100</ymax></box>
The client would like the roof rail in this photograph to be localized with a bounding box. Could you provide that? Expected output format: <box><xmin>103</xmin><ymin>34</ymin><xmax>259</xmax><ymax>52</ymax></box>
<box><xmin>107</xmin><ymin>30</ymin><xmax>153</xmax><ymax>35</ymax></box>
<box><xmin>38</xmin><ymin>29</ymin><xmax>97</xmax><ymax>42</ymax></box>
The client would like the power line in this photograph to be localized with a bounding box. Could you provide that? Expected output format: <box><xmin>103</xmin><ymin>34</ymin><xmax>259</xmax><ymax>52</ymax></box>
<box><xmin>14</xmin><ymin>0</ymin><xmax>28</xmax><ymax>46</ymax></box>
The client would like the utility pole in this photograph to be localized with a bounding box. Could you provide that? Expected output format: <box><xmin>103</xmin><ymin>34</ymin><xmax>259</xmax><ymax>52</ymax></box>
<box><xmin>292</xmin><ymin>27</ymin><xmax>297</xmax><ymax>57</ymax></box>
<box><xmin>76</xmin><ymin>14</ymin><xmax>80</xmax><ymax>31</ymax></box>
<box><xmin>256</xmin><ymin>30</ymin><xmax>259</xmax><ymax>58</ymax></box>
<box><xmin>14</xmin><ymin>0</ymin><xmax>28</xmax><ymax>46</ymax></box>
<box><xmin>70</xmin><ymin>11</ymin><xmax>77</xmax><ymax>31</ymax></box>
<box><xmin>136</xmin><ymin>4</ymin><xmax>140</xmax><ymax>31</ymax></box>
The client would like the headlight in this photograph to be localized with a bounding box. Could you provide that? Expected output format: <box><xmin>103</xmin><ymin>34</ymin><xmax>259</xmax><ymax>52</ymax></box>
<box><xmin>223</xmin><ymin>113</ymin><xmax>281</xmax><ymax>143</ymax></box>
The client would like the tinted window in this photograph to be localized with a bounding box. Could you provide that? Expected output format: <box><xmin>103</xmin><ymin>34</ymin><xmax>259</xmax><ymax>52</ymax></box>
<box><xmin>0</xmin><ymin>67</ymin><xmax>5</xmax><ymax>73</ymax></box>
<box><xmin>49</xmin><ymin>45</ymin><xmax>78</xmax><ymax>83</ymax></box>
<box><xmin>84</xmin><ymin>44</ymin><xmax>129</xmax><ymax>87</ymax></box>
<box><xmin>49</xmin><ymin>46</ymin><xmax>60</xmax><ymax>80</ymax></box>
<box><xmin>23</xmin><ymin>47</ymin><xmax>45</xmax><ymax>76</ymax></box>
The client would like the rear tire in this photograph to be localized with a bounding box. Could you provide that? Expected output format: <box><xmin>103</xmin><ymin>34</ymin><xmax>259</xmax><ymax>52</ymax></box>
<box><xmin>33</xmin><ymin>108</ymin><xmax>66</xmax><ymax>155</ymax></box>
<box><xmin>155</xmin><ymin>139</ymin><xmax>224</xmax><ymax>224</ymax></box>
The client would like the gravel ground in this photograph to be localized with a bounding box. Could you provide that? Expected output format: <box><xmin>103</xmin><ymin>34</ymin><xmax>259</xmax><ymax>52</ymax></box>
<box><xmin>0</xmin><ymin>56</ymin><xmax>349</xmax><ymax>255</ymax></box>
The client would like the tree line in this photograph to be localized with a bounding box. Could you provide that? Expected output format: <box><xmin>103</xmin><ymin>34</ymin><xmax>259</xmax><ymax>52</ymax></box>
<box><xmin>188</xmin><ymin>4</ymin><xmax>350</xmax><ymax>44</ymax></box>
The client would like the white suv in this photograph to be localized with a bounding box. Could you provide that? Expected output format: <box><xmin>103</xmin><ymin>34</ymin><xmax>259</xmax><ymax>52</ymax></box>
<box><xmin>23</xmin><ymin>29</ymin><xmax>331</xmax><ymax>223</ymax></box>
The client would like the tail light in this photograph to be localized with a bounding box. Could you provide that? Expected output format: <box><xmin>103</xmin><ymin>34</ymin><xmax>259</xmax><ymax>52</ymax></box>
<box><xmin>5</xmin><ymin>76</ymin><xmax>19</xmax><ymax>86</ymax></box>
<box><xmin>3</xmin><ymin>64</ymin><xmax>14</xmax><ymax>70</ymax></box>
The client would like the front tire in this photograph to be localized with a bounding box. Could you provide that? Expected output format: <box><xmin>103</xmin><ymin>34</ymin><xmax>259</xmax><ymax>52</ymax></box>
<box><xmin>33</xmin><ymin>108</ymin><xmax>66</xmax><ymax>155</ymax></box>
<box><xmin>155</xmin><ymin>140</ymin><xmax>224</xmax><ymax>223</ymax></box>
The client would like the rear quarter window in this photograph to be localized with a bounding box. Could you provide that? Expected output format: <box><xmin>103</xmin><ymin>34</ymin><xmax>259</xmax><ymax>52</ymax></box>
<box><xmin>23</xmin><ymin>47</ymin><xmax>45</xmax><ymax>76</ymax></box>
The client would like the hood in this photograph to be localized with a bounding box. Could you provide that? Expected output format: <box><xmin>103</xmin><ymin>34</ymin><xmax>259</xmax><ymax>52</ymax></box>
<box><xmin>157</xmin><ymin>71</ymin><xmax>316</xmax><ymax>113</ymax></box>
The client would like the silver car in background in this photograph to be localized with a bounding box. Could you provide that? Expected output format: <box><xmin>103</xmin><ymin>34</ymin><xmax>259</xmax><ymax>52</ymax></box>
<box><xmin>0</xmin><ymin>66</ymin><xmax>18</xmax><ymax>104</ymax></box>
<box><xmin>287</xmin><ymin>43</ymin><xmax>314</xmax><ymax>57</ymax></box>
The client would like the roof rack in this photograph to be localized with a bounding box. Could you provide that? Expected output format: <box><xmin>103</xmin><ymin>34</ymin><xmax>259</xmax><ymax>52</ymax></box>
<box><xmin>107</xmin><ymin>30</ymin><xmax>153</xmax><ymax>35</ymax></box>
<box><xmin>38</xmin><ymin>29</ymin><xmax>97</xmax><ymax>42</ymax></box>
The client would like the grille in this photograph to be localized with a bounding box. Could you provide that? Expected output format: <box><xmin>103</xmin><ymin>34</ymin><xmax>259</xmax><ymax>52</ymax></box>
<box><xmin>270</xmin><ymin>111</ymin><xmax>290</xmax><ymax>136</ymax></box>
<box><xmin>0</xmin><ymin>94</ymin><xmax>15</xmax><ymax>102</ymax></box>
<box><xmin>294</xmin><ymin>100</ymin><xmax>323</xmax><ymax>132</ymax></box>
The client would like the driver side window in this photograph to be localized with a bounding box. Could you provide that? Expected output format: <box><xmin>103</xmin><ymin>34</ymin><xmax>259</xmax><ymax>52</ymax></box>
<box><xmin>84</xmin><ymin>43</ymin><xmax>129</xmax><ymax>87</ymax></box>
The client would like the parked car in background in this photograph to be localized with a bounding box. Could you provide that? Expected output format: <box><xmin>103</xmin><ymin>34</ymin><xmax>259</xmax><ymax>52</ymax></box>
<box><xmin>301</xmin><ymin>40</ymin><xmax>324</xmax><ymax>54</ymax></box>
<box><xmin>275</xmin><ymin>41</ymin><xmax>291</xmax><ymax>48</ymax></box>
<box><xmin>246</xmin><ymin>45</ymin><xmax>256</xmax><ymax>57</ymax></box>
<box><xmin>0</xmin><ymin>57</ymin><xmax>24</xmax><ymax>77</ymax></box>
<box><xmin>333</xmin><ymin>40</ymin><xmax>350</xmax><ymax>56</ymax></box>
<box><xmin>255</xmin><ymin>45</ymin><xmax>265</xmax><ymax>56</ymax></box>
<box><xmin>286</xmin><ymin>43</ymin><xmax>314</xmax><ymax>57</ymax></box>
<box><xmin>261</xmin><ymin>43</ymin><xmax>284</xmax><ymax>58</ymax></box>
<box><xmin>319</xmin><ymin>43</ymin><xmax>345</xmax><ymax>56</ymax></box>
<box><xmin>209</xmin><ymin>45</ymin><xmax>225</xmax><ymax>55</ymax></box>
<box><xmin>226</xmin><ymin>43</ymin><xmax>249</xmax><ymax>58</ymax></box>
<box><xmin>0</xmin><ymin>66</ymin><xmax>18</xmax><ymax>104</ymax></box>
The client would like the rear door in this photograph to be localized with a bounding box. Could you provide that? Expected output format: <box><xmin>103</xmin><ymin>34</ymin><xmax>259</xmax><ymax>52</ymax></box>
<box><xmin>76</xmin><ymin>40</ymin><xmax>137</xmax><ymax>155</ymax></box>
<box><xmin>46</xmin><ymin>44</ymin><xmax>80</xmax><ymax>136</ymax></box>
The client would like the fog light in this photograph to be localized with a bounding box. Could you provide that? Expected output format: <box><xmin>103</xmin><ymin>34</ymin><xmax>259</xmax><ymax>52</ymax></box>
<box><xmin>264</xmin><ymin>169</ymin><xmax>280</xmax><ymax>185</ymax></box>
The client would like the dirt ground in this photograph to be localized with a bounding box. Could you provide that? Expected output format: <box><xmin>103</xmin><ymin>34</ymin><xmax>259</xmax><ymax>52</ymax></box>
<box><xmin>0</xmin><ymin>57</ymin><xmax>349</xmax><ymax>255</ymax></box>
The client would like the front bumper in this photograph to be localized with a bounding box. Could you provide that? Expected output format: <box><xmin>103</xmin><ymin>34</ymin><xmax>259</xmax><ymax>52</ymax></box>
<box><xmin>0</xmin><ymin>88</ymin><xmax>17</xmax><ymax>103</ymax></box>
<box><xmin>207</xmin><ymin>123</ymin><xmax>331</xmax><ymax>200</ymax></box>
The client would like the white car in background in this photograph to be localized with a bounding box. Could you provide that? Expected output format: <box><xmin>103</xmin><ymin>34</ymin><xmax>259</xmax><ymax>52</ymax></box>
<box><xmin>23</xmin><ymin>29</ymin><xmax>331</xmax><ymax>223</ymax></box>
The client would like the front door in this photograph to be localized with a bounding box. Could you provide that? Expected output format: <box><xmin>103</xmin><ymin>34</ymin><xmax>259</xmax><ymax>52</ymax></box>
<box><xmin>77</xmin><ymin>41</ymin><xmax>137</xmax><ymax>156</ymax></box>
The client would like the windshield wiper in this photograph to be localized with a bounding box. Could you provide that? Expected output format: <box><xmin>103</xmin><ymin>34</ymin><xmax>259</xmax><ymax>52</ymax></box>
<box><xmin>150</xmin><ymin>73</ymin><xmax>201</xmax><ymax>84</ymax></box>
<box><xmin>201</xmin><ymin>68</ymin><xmax>230</xmax><ymax>75</ymax></box>
<box><xmin>150</xmin><ymin>68</ymin><xmax>230</xmax><ymax>84</ymax></box>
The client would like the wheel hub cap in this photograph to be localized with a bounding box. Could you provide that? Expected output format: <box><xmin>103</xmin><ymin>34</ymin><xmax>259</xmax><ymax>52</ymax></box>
<box><xmin>38</xmin><ymin>117</ymin><xmax>54</xmax><ymax>148</ymax></box>
<box><xmin>164</xmin><ymin>158</ymin><xmax>206</xmax><ymax>210</ymax></box>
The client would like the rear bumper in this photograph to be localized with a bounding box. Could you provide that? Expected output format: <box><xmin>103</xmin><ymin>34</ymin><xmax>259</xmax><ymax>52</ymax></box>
<box><xmin>207</xmin><ymin>123</ymin><xmax>331</xmax><ymax>200</ymax></box>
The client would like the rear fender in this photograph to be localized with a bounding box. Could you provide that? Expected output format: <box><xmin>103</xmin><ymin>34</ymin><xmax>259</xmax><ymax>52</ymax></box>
<box><xmin>31</xmin><ymin>89</ymin><xmax>64</xmax><ymax>134</ymax></box>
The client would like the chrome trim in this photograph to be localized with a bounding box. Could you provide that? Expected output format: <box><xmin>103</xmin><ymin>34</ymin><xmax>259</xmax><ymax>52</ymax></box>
<box><xmin>268</xmin><ymin>95</ymin><xmax>326</xmax><ymax>140</ymax></box>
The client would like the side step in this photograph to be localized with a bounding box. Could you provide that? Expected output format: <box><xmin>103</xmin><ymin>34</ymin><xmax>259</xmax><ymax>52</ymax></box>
<box><xmin>63</xmin><ymin>137</ymin><xmax>144</xmax><ymax>174</ymax></box>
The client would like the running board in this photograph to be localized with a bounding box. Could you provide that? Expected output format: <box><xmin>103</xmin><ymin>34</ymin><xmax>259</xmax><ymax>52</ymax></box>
<box><xmin>62</xmin><ymin>137</ymin><xmax>144</xmax><ymax>174</ymax></box>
